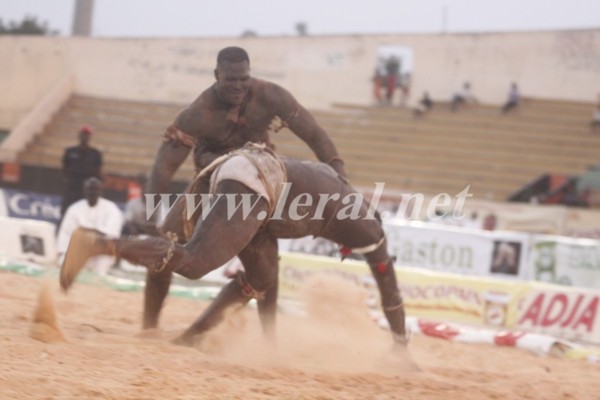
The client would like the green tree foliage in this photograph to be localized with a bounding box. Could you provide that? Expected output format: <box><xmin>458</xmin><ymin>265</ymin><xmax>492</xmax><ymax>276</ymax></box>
<box><xmin>0</xmin><ymin>15</ymin><xmax>58</xmax><ymax>36</ymax></box>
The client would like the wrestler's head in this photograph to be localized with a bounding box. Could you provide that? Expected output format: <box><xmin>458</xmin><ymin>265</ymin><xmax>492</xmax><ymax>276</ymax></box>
<box><xmin>215</xmin><ymin>47</ymin><xmax>251</xmax><ymax>106</ymax></box>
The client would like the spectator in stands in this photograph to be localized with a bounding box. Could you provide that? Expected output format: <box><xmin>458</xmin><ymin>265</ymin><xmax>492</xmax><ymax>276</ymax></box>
<box><xmin>562</xmin><ymin>180</ymin><xmax>589</xmax><ymax>208</ymax></box>
<box><xmin>413</xmin><ymin>91</ymin><xmax>434</xmax><ymax>118</ymax></box>
<box><xmin>501</xmin><ymin>83</ymin><xmax>520</xmax><ymax>114</ymax></box>
<box><xmin>450</xmin><ymin>82</ymin><xmax>478</xmax><ymax>112</ymax></box>
<box><xmin>398</xmin><ymin>73</ymin><xmax>411</xmax><ymax>108</ymax></box>
<box><xmin>590</xmin><ymin>104</ymin><xmax>600</xmax><ymax>133</ymax></box>
<box><xmin>482</xmin><ymin>213</ymin><xmax>497</xmax><ymax>231</ymax></box>
<box><xmin>122</xmin><ymin>192</ymin><xmax>158</xmax><ymax>236</ymax></box>
<box><xmin>57</xmin><ymin>177</ymin><xmax>123</xmax><ymax>275</ymax></box>
<box><xmin>384</xmin><ymin>56</ymin><xmax>400</xmax><ymax>105</ymax></box>
<box><xmin>61</xmin><ymin>125</ymin><xmax>103</xmax><ymax>217</ymax></box>
<box><xmin>462</xmin><ymin>211</ymin><xmax>481</xmax><ymax>229</ymax></box>
<box><xmin>372</xmin><ymin>66</ymin><xmax>385</xmax><ymax>106</ymax></box>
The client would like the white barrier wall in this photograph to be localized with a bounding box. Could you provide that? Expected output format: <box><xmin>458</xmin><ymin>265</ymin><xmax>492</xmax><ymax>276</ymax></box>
<box><xmin>282</xmin><ymin>219</ymin><xmax>600</xmax><ymax>290</ymax></box>
<box><xmin>384</xmin><ymin>220</ymin><xmax>530</xmax><ymax>280</ymax></box>
<box><xmin>1</xmin><ymin>29</ymin><xmax>599</xmax><ymax>129</ymax></box>
<box><xmin>532</xmin><ymin>236</ymin><xmax>600</xmax><ymax>288</ymax></box>
<box><xmin>1</xmin><ymin>185</ymin><xmax>598</xmax><ymax>289</ymax></box>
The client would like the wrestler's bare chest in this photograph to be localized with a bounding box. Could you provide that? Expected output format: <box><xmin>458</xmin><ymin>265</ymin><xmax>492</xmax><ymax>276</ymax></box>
<box><xmin>197</xmin><ymin>104</ymin><xmax>276</xmax><ymax>151</ymax></box>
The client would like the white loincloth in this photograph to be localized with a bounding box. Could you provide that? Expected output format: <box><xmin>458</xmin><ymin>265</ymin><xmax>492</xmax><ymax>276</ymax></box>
<box><xmin>209</xmin><ymin>146</ymin><xmax>287</xmax><ymax>213</ymax></box>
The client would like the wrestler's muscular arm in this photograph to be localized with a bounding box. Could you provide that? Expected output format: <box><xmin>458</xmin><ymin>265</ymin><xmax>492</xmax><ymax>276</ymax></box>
<box><xmin>163</xmin><ymin>96</ymin><xmax>221</xmax><ymax>172</ymax></box>
<box><xmin>265</xmin><ymin>84</ymin><xmax>349</xmax><ymax>180</ymax></box>
<box><xmin>151</xmin><ymin>96</ymin><xmax>210</xmax><ymax>192</ymax></box>
<box><xmin>146</xmin><ymin>140</ymin><xmax>191</xmax><ymax>195</ymax></box>
<box><xmin>146</xmin><ymin>99</ymin><xmax>204</xmax><ymax>195</ymax></box>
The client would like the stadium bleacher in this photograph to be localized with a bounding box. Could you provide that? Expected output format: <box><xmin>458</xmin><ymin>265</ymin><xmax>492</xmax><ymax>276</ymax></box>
<box><xmin>17</xmin><ymin>94</ymin><xmax>600</xmax><ymax>200</ymax></box>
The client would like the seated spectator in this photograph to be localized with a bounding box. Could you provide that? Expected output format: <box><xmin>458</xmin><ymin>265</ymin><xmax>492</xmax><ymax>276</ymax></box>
<box><xmin>57</xmin><ymin>177</ymin><xmax>124</xmax><ymax>275</ymax></box>
<box><xmin>591</xmin><ymin>105</ymin><xmax>600</xmax><ymax>133</ymax></box>
<box><xmin>413</xmin><ymin>91</ymin><xmax>434</xmax><ymax>118</ymax></box>
<box><xmin>450</xmin><ymin>82</ymin><xmax>478</xmax><ymax>112</ymax></box>
<box><xmin>562</xmin><ymin>180</ymin><xmax>590</xmax><ymax>208</ymax></box>
<box><xmin>501</xmin><ymin>83</ymin><xmax>520</xmax><ymax>114</ymax></box>
<box><xmin>482</xmin><ymin>213</ymin><xmax>497</xmax><ymax>231</ymax></box>
<box><xmin>122</xmin><ymin>194</ymin><xmax>158</xmax><ymax>236</ymax></box>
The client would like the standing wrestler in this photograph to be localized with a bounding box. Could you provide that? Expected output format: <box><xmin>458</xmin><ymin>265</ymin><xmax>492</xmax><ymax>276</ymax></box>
<box><xmin>143</xmin><ymin>46</ymin><xmax>348</xmax><ymax>328</ymax></box>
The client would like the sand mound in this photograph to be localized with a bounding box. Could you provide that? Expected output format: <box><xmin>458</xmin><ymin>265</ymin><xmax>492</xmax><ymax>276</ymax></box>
<box><xmin>29</xmin><ymin>283</ymin><xmax>66</xmax><ymax>343</ymax></box>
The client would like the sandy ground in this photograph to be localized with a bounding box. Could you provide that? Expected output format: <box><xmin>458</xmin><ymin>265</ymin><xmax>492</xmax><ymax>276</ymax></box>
<box><xmin>1</xmin><ymin>270</ymin><xmax>599</xmax><ymax>400</ymax></box>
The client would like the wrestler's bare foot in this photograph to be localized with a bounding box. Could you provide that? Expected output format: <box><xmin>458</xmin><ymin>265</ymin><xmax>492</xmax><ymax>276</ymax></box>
<box><xmin>59</xmin><ymin>228</ymin><xmax>114</xmax><ymax>291</ymax></box>
<box><xmin>171</xmin><ymin>332</ymin><xmax>195</xmax><ymax>347</ymax></box>
<box><xmin>135</xmin><ymin>328</ymin><xmax>165</xmax><ymax>340</ymax></box>
<box><xmin>389</xmin><ymin>341</ymin><xmax>421</xmax><ymax>372</ymax></box>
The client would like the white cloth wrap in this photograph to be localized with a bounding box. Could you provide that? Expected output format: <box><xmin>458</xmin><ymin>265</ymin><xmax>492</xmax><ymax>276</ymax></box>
<box><xmin>209</xmin><ymin>147</ymin><xmax>287</xmax><ymax>215</ymax></box>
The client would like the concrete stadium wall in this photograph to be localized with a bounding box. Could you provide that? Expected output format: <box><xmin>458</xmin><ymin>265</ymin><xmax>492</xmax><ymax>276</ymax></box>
<box><xmin>1</xmin><ymin>29</ymin><xmax>599</xmax><ymax>129</ymax></box>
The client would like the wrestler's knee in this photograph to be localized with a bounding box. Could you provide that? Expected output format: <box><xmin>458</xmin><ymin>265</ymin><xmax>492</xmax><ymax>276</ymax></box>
<box><xmin>157</xmin><ymin>222</ymin><xmax>185</xmax><ymax>244</ymax></box>
<box><xmin>239</xmin><ymin>269</ymin><xmax>277</xmax><ymax>299</ymax></box>
<box><xmin>174</xmin><ymin>253</ymin><xmax>204</xmax><ymax>280</ymax></box>
<box><xmin>146</xmin><ymin>267</ymin><xmax>173</xmax><ymax>281</ymax></box>
<box><xmin>155</xmin><ymin>197</ymin><xmax>187</xmax><ymax>242</ymax></box>
<box><xmin>249</xmin><ymin>270</ymin><xmax>277</xmax><ymax>293</ymax></box>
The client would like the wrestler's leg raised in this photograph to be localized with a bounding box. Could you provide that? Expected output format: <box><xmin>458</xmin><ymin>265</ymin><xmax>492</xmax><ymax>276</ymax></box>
<box><xmin>60</xmin><ymin>180</ymin><xmax>268</xmax><ymax>291</ymax></box>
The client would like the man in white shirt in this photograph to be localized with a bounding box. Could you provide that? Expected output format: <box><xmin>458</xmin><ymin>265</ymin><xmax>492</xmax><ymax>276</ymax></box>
<box><xmin>57</xmin><ymin>177</ymin><xmax>124</xmax><ymax>275</ymax></box>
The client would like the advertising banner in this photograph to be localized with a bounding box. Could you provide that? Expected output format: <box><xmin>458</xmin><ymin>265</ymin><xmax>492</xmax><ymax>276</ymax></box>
<box><xmin>0</xmin><ymin>189</ymin><xmax>7</xmax><ymax>216</ymax></box>
<box><xmin>532</xmin><ymin>235</ymin><xmax>600</xmax><ymax>289</ymax></box>
<box><xmin>0</xmin><ymin>216</ymin><xmax>57</xmax><ymax>265</ymax></box>
<box><xmin>383</xmin><ymin>221</ymin><xmax>530</xmax><ymax>280</ymax></box>
<box><xmin>517</xmin><ymin>284</ymin><xmax>600</xmax><ymax>345</ymax></box>
<box><xmin>396</xmin><ymin>268</ymin><xmax>529</xmax><ymax>328</ymax></box>
<box><xmin>279</xmin><ymin>252</ymin><xmax>528</xmax><ymax>329</ymax></box>
<box><xmin>279</xmin><ymin>252</ymin><xmax>600</xmax><ymax>345</ymax></box>
<box><xmin>282</xmin><ymin>221</ymin><xmax>531</xmax><ymax>280</ymax></box>
<box><xmin>0</xmin><ymin>188</ymin><xmax>62</xmax><ymax>225</ymax></box>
